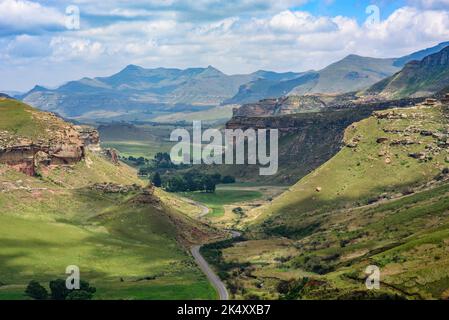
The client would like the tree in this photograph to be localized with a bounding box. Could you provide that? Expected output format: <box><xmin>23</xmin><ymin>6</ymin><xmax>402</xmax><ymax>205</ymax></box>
<box><xmin>165</xmin><ymin>175</ymin><xmax>188</xmax><ymax>192</ymax></box>
<box><xmin>152</xmin><ymin>172</ymin><xmax>162</xmax><ymax>187</ymax></box>
<box><xmin>211</xmin><ymin>173</ymin><xmax>222</xmax><ymax>184</ymax></box>
<box><xmin>66</xmin><ymin>280</ymin><xmax>96</xmax><ymax>300</ymax></box>
<box><xmin>203</xmin><ymin>176</ymin><xmax>216</xmax><ymax>193</ymax></box>
<box><xmin>222</xmin><ymin>176</ymin><xmax>236</xmax><ymax>184</ymax></box>
<box><xmin>49</xmin><ymin>279</ymin><xmax>70</xmax><ymax>300</ymax></box>
<box><xmin>25</xmin><ymin>280</ymin><xmax>48</xmax><ymax>300</ymax></box>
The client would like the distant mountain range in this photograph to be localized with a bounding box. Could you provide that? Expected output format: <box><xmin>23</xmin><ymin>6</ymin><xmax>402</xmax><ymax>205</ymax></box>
<box><xmin>19</xmin><ymin>41</ymin><xmax>449</xmax><ymax>120</ymax></box>
<box><xmin>20</xmin><ymin>65</ymin><xmax>301</xmax><ymax>119</ymax></box>
<box><xmin>227</xmin><ymin>42</ymin><xmax>449</xmax><ymax>104</ymax></box>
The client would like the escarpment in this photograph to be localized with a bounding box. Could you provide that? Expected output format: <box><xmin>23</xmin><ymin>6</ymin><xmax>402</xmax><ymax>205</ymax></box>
<box><xmin>224</xmin><ymin>95</ymin><xmax>432</xmax><ymax>184</ymax></box>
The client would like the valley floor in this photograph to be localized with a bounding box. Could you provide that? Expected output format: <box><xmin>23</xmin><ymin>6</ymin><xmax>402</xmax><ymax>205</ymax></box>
<box><xmin>0</xmin><ymin>156</ymin><xmax>221</xmax><ymax>300</ymax></box>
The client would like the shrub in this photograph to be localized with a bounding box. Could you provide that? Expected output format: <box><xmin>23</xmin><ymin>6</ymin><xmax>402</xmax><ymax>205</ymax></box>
<box><xmin>49</xmin><ymin>279</ymin><xmax>70</xmax><ymax>300</ymax></box>
<box><xmin>25</xmin><ymin>281</ymin><xmax>48</xmax><ymax>300</ymax></box>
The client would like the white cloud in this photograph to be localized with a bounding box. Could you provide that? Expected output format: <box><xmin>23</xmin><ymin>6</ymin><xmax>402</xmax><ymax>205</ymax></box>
<box><xmin>49</xmin><ymin>37</ymin><xmax>105</xmax><ymax>61</ymax></box>
<box><xmin>269</xmin><ymin>10</ymin><xmax>337</xmax><ymax>33</ymax></box>
<box><xmin>0</xmin><ymin>0</ymin><xmax>65</xmax><ymax>35</ymax></box>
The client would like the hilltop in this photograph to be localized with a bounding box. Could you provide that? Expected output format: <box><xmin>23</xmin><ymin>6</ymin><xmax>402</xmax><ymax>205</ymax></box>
<box><xmin>0</xmin><ymin>99</ymin><xmax>223</xmax><ymax>300</ymax></box>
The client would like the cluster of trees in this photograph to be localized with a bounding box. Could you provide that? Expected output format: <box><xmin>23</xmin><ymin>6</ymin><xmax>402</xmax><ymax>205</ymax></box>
<box><xmin>162</xmin><ymin>172</ymin><xmax>219</xmax><ymax>193</ymax></box>
<box><xmin>25</xmin><ymin>279</ymin><xmax>96</xmax><ymax>300</ymax></box>
<box><xmin>125</xmin><ymin>156</ymin><xmax>149</xmax><ymax>167</ymax></box>
<box><xmin>137</xmin><ymin>152</ymin><xmax>183</xmax><ymax>176</ymax></box>
<box><xmin>152</xmin><ymin>171</ymin><xmax>236</xmax><ymax>193</ymax></box>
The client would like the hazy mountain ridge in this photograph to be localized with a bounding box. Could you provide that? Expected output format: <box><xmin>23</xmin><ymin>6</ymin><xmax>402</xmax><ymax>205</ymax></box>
<box><xmin>366</xmin><ymin>46</ymin><xmax>449</xmax><ymax>99</ymax></box>
<box><xmin>20</xmin><ymin>65</ymin><xmax>300</xmax><ymax>119</ymax></box>
<box><xmin>19</xmin><ymin>42</ymin><xmax>449</xmax><ymax>120</ymax></box>
<box><xmin>227</xmin><ymin>42</ymin><xmax>449</xmax><ymax>105</ymax></box>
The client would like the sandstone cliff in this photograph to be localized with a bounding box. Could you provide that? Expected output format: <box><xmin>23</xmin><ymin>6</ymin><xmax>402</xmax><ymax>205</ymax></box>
<box><xmin>0</xmin><ymin>99</ymin><xmax>102</xmax><ymax>176</ymax></box>
<box><xmin>223</xmin><ymin>97</ymin><xmax>427</xmax><ymax>184</ymax></box>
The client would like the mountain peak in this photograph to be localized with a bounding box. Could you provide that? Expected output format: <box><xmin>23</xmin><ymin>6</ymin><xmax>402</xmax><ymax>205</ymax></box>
<box><xmin>199</xmin><ymin>65</ymin><xmax>224</xmax><ymax>76</ymax></box>
<box><xmin>122</xmin><ymin>64</ymin><xmax>144</xmax><ymax>72</ymax></box>
<box><xmin>342</xmin><ymin>54</ymin><xmax>365</xmax><ymax>61</ymax></box>
<box><xmin>31</xmin><ymin>85</ymin><xmax>49</xmax><ymax>92</ymax></box>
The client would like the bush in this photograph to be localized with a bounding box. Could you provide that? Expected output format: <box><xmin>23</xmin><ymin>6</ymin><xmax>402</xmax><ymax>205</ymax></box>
<box><xmin>278</xmin><ymin>278</ymin><xmax>309</xmax><ymax>300</ymax></box>
<box><xmin>25</xmin><ymin>279</ymin><xmax>96</xmax><ymax>300</ymax></box>
<box><xmin>66</xmin><ymin>281</ymin><xmax>96</xmax><ymax>300</ymax></box>
<box><xmin>25</xmin><ymin>281</ymin><xmax>48</xmax><ymax>300</ymax></box>
<box><xmin>49</xmin><ymin>279</ymin><xmax>70</xmax><ymax>300</ymax></box>
<box><xmin>221</xmin><ymin>176</ymin><xmax>236</xmax><ymax>184</ymax></box>
<box><xmin>152</xmin><ymin>172</ymin><xmax>162</xmax><ymax>188</ymax></box>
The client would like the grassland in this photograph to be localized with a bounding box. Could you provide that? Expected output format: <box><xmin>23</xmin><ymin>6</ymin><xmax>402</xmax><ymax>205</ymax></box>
<box><xmin>178</xmin><ymin>189</ymin><xmax>262</xmax><ymax>218</ymax></box>
<box><xmin>0</xmin><ymin>100</ymin><xmax>221</xmax><ymax>300</ymax></box>
<box><xmin>0</xmin><ymin>163</ymin><xmax>219</xmax><ymax>300</ymax></box>
<box><xmin>153</xmin><ymin>105</ymin><xmax>235</xmax><ymax>123</ymax></box>
<box><xmin>98</xmin><ymin>123</ymin><xmax>178</xmax><ymax>160</ymax></box>
<box><xmin>201</xmin><ymin>103</ymin><xmax>449</xmax><ymax>300</ymax></box>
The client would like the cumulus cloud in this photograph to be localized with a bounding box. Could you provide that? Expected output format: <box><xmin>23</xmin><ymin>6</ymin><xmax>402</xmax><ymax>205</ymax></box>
<box><xmin>269</xmin><ymin>10</ymin><xmax>338</xmax><ymax>33</ymax></box>
<box><xmin>0</xmin><ymin>0</ymin><xmax>66</xmax><ymax>35</ymax></box>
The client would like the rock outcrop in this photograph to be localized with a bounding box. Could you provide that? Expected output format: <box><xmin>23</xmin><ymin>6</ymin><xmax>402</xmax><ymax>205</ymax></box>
<box><xmin>75</xmin><ymin>125</ymin><xmax>101</xmax><ymax>152</ymax></box>
<box><xmin>233</xmin><ymin>93</ymin><xmax>424</xmax><ymax>118</ymax></box>
<box><xmin>0</xmin><ymin>106</ymin><xmax>103</xmax><ymax>176</ymax></box>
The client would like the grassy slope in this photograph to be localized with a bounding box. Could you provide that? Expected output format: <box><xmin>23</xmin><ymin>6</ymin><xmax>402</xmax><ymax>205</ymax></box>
<box><xmin>364</xmin><ymin>47</ymin><xmax>449</xmax><ymax>99</ymax></box>
<box><xmin>0</xmin><ymin>99</ymin><xmax>47</xmax><ymax>138</ymax></box>
<box><xmin>0</xmin><ymin>162</ymin><xmax>217</xmax><ymax>300</ymax></box>
<box><xmin>217</xmin><ymin>103</ymin><xmax>449</xmax><ymax>299</ymax></box>
<box><xmin>216</xmin><ymin>180</ymin><xmax>449</xmax><ymax>299</ymax></box>
<box><xmin>199</xmin><ymin>103</ymin><xmax>449</xmax><ymax>299</ymax></box>
<box><xmin>252</xmin><ymin>104</ymin><xmax>448</xmax><ymax>232</ymax></box>
<box><xmin>0</xmin><ymin>100</ymin><xmax>218</xmax><ymax>299</ymax></box>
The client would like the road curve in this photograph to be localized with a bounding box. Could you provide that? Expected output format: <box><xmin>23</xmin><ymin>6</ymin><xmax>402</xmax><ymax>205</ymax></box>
<box><xmin>191</xmin><ymin>245</ymin><xmax>229</xmax><ymax>300</ymax></box>
<box><xmin>188</xmin><ymin>199</ymin><xmax>242</xmax><ymax>300</ymax></box>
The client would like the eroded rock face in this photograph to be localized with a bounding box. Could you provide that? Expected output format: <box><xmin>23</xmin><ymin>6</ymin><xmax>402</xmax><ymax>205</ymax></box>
<box><xmin>75</xmin><ymin>126</ymin><xmax>101</xmax><ymax>152</ymax></box>
<box><xmin>0</xmin><ymin>113</ymin><xmax>102</xmax><ymax>176</ymax></box>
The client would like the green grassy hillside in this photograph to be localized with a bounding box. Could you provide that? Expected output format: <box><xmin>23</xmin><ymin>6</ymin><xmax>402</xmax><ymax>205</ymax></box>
<box><xmin>0</xmin><ymin>100</ymin><xmax>221</xmax><ymax>300</ymax></box>
<box><xmin>0</xmin><ymin>99</ymin><xmax>50</xmax><ymax>138</ymax></box>
<box><xmin>210</xmin><ymin>178</ymin><xmax>449</xmax><ymax>299</ymax></box>
<box><xmin>253</xmin><ymin>103</ymin><xmax>449</xmax><ymax>233</ymax></box>
<box><xmin>201</xmin><ymin>102</ymin><xmax>449</xmax><ymax>300</ymax></box>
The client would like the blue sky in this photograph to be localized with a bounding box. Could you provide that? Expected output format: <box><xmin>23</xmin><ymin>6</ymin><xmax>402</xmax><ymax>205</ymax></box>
<box><xmin>297</xmin><ymin>0</ymin><xmax>406</xmax><ymax>22</ymax></box>
<box><xmin>1</xmin><ymin>0</ymin><xmax>449</xmax><ymax>92</ymax></box>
